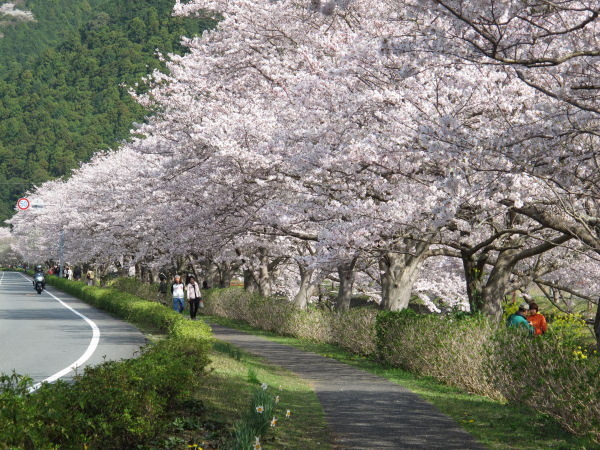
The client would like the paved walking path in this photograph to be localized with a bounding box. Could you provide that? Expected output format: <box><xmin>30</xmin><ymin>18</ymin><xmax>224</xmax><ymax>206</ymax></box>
<box><xmin>208</xmin><ymin>323</ymin><xmax>485</xmax><ymax>449</ymax></box>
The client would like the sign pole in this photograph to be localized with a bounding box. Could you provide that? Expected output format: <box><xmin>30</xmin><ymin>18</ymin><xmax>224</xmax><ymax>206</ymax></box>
<box><xmin>59</xmin><ymin>230</ymin><xmax>63</xmax><ymax>279</ymax></box>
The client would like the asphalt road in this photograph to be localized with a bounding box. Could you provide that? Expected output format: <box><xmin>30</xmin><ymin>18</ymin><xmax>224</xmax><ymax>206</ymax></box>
<box><xmin>0</xmin><ymin>271</ymin><xmax>146</xmax><ymax>389</ymax></box>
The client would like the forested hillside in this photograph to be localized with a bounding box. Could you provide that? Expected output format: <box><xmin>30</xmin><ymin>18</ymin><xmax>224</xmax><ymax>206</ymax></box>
<box><xmin>0</xmin><ymin>1</ymin><xmax>104</xmax><ymax>70</ymax></box>
<box><xmin>0</xmin><ymin>0</ymin><xmax>214</xmax><ymax>223</ymax></box>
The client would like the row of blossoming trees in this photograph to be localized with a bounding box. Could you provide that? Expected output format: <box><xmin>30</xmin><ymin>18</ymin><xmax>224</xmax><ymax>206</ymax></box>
<box><xmin>7</xmin><ymin>1</ymin><xmax>600</xmax><ymax>333</ymax></box>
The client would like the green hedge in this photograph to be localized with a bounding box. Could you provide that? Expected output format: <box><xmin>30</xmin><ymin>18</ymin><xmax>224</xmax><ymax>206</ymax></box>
<box><xmin>43</xmin><ymin>275</ymin><xmax>212</xmax><ymax>343</ymax></box>
<box><xmin>205</xmin><ymin>288</ymin><xmax>600</xmax><ymax>443</ymax></box>
<box><xmin>375</xmin><ymin>310</ymin><xmax>500</xmax><ymax>398</ymax></box>
<box><xmin>204</xmin><ymin>287</ymin><xmax>378</xmax><ymax>356</ymax></box>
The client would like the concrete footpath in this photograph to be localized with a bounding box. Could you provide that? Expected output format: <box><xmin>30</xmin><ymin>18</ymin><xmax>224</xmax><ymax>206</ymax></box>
<box><xmin>208</xmin><ymin>323</ymin><xmax>486</xmax><ymax>449</ymax></box>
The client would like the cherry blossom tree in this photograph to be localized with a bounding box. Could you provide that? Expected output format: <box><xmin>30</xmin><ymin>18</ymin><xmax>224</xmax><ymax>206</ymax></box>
<box><xmin>10</xmin><ymin>0</ymin><xmax>600</xmax><ymax>326</ymax></box>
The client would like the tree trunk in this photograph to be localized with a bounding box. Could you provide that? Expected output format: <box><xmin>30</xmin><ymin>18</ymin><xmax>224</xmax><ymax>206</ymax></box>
<box><xmin>176</xmin><ymin>257</ymin><xmax>187</xmax><ymax>276</ymax></box>
<box><xmin>462</xmin><ymin>251</ymin><xmax>487</xmax><ymax>313</ymax></box>
<box><xmin>380</xmin><ymin>245</ymin><xmax>429</xmax><ymax>311</ymax></box>
<box><xmin>257</xmin><ymin>249</ymin><xmax>272</xmax><ymax>297</ymax></box>
<box><xmin>293</xmin><ymin>264</ymin><xmax>316</xmax><ymax>309</ymax></box>
<box><xmin>594</xmin><ymin>299</ymin><xmax>600</xmax><ymax>351</ymax></box>
<box><xmin>120</xmin><ymin>256</ymin><xmax>131</xmax><ymax>277</ymax></box>
<box><xmin>205</xmin><ymin>263</ymin><xmax>219</xmax><ymax>288</ymax></box>
<box><xmin>150</xmin><ymin>270</ymin><xmax>159</xmax><ymax>284</ymax></box>
<box><xmin>337</xmin><ymin>259</ymin><xmax>357</xmax><ymax>311</ymax></box>
<box><xmin>218</xmin><ymin>262</ymin><xmax>233</xmax><ymax>288</ymax></box>
<box><xmin>244</xmin><ymin>269</ymin><xmax>259</xmax><ymax>293</ymax></box>
<box><xmin>481</xmin><ymin>250</ymin><xmax>515</xmax><ymax>320</ymax></box>
<box><xmin>96</xmin><ymin>265</ymin><xmax>105</xmax><ymax>286</ymax></box>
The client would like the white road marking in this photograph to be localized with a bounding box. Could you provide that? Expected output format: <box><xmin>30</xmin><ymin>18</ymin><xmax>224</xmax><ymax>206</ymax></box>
<box><xmin>17</xmin><ymin>272</ymin><xmax>101</xmax><ymax>391</ymax></box>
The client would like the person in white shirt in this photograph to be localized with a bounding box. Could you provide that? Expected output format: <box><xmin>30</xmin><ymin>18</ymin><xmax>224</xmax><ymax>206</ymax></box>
<box><xmin>171</xmin><ymin>275</ymin><xmax>185</xmax><ymax>313</ymax></box>
<box><xmin>186</xmin><ymin>276</ymin><xmax>202</xmax><ymax>319</ymax></box>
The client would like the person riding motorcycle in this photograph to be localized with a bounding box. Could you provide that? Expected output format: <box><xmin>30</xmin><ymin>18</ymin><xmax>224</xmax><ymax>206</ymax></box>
<box><xmin>33</xmin><ymin>265</ymin><xmax>46</xmax><ymax>290</ymax></box>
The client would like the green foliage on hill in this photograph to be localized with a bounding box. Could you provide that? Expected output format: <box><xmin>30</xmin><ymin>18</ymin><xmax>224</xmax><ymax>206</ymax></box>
<box><xmin>0</xmin><ymin>0</ymin><xmax>214</xmax><ymax>224</ymax></box>
<box><xmin>0</xmin><ymin>1</ymin><xmax>104</xmax><ymax>69</ymax></box>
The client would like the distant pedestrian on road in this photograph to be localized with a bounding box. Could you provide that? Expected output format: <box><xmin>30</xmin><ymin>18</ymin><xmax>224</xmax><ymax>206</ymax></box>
<box><xmin>67</xmin><ymin>266</ymin><xmax>73</xmax><ymax>280</ymax></box>
<box><xmin>526</xmin><ymin>302</ymin><xmax>547</xmax><ymax>336</ymax></box>
<box><xmin>171</xmin><ymin>275</ymin><xmax>185</xmax><ymax>313</ymax></box>
<box><xmin>507</xmin><ymin>303</ymin><xmax>534</xmax><ymax>335</ymax></box>
<box><xmin>187</xmin><ymin>276</ymin><xmax>202</xmax><ymax>319</ymax></box>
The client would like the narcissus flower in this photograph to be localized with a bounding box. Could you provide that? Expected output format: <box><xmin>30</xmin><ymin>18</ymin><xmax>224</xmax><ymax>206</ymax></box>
<box><xmin>256</xmin><ymin>405</ymin><xmax>264</xmax><ymax>413</ymax></box>
<box><xmin>275</xmin><ymin>395</ymin><xmax>280</xmax><ymax>404</ymax></box>
<box><xmin>254</xmin><ymin>437</ymin><xmax>262</xmax><ymax>450</ymax></box>
<box><xmin>261</xmin><ymin>382</ymin><xmax>268</xmax><ymax>390</ymax></box>
<box><xmin>271</xmin><ymin>416</ymin><xmax>278</xmax><ymax>427</ymax></box>
<box><xmin>286</xmin><ymin>409</ymin><xmax>291</xmax><ymax>418</ymax></box>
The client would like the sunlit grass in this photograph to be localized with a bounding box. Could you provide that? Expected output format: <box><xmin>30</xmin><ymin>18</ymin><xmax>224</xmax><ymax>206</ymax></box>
<box><xmin>204</xmin><ymin>340</ymin><xmax>330</xmax><ymax>449</ymax></box>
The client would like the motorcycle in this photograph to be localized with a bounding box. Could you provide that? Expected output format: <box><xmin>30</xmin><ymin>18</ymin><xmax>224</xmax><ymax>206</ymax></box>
<box><xmin>34</xmin><ymin>273</ymin><xmax>45</xmax><ymax>294</ymax></box>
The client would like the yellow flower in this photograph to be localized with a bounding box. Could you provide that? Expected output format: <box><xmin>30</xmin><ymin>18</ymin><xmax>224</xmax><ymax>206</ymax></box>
<box><xmin>256</xmin><ymin>405</ymin><xmax>264</xmax><ymax>414</ymax></box>
<box><xmin>271</xmin><ymin>416</ymin><xmax>278</xmax><ymax>427</ymax></box>
<box><xmin>469</xmin><ymin>419</ymin><xmax>474</xmax><ymax>423</ymax></box>
<box><xmin>286</xmin><ymin>409</ymin><xmax>291</xmax><ymax>418</ymax></box>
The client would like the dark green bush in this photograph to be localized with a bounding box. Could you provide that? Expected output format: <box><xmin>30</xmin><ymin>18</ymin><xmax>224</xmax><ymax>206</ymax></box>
<box><xmin>0</xmin><ymin>339</ymin><xmax>210</xmax><ymax>448</ymax></box>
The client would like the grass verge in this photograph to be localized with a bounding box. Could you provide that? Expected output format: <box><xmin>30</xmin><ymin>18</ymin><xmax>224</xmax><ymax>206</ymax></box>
<box><xmin>205</xmin><ymin>315</ymin><xmax>595</xmax><ymax>450</ymax></box>
<box><xmin>207</xmin><ymin>341</ymin><xmax>330</xmax><ymax>449</ymax></box>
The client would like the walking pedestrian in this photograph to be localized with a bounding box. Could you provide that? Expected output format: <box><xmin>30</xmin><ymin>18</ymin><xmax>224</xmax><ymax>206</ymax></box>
<box><xmin>187</xmin><ymin>276</ymin><xmax>201</xmax><ymax>319</ymax></box>
<box><xmin>171</xmin><ymin>275</ymin><xmax>185</xmax><ymax>313</ymax></box>
<box><xmin>73</xmin><ymin>266</ymin><xmax>82</xmax><ymax>280</ymax></box>
<box><xmin>67</xmin><ymin>266</ymin><xmax>73</xmax><ymax>280</ymax></box>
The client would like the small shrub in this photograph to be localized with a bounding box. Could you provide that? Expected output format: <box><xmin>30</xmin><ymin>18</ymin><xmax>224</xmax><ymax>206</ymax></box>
<box><xmin>546</xmin><ymin>312</ymin><xmax>589</xmax><ymax>347</ymax></box>
<box><xmin>487</xmin><ymin>328</ymin><xmax>600</xmax><ymax>442</ymax></box>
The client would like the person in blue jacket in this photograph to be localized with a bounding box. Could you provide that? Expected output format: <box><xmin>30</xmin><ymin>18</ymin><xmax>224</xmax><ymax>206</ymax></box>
<box><xmin>507</xmin><ymin>303</ymin><xmax>535</xmax><ymax>335</ymax></box>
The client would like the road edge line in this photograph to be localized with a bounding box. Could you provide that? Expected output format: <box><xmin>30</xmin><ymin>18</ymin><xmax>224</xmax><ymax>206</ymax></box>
<box><xmin>17</xmin><ymin>272</ymin><xmax>101</xmax><ymax>391</ymax></box>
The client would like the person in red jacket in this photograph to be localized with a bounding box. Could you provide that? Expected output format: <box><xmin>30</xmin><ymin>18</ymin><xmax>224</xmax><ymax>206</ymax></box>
<box><xmin>526</xmin><ymin>302</ymin><xmax>547</xmax><ymax>336</ymax></box>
